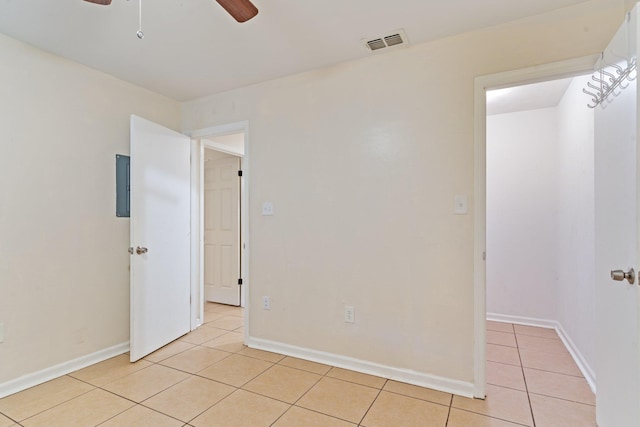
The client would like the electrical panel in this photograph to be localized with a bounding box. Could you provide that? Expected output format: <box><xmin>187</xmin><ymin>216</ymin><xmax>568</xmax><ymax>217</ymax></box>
<box><xmin>116</xmin><ymin>154</ymin><xmax>130</xmax><ymax>217</ymax></box>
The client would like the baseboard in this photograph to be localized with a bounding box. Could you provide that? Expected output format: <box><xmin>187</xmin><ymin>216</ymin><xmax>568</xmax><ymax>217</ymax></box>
<box><xmin>555</xmin><ymin>324</ymin><xmax>596</xmax><ymax>394</ymax></box>
<box><xmin>487</xmin><ymin>313</ymin><xmax>596</xmax><ymax>394</ymax></box>
<box><xmin>0</xmin><ymin>342</ymin><xmax>130</xmax><ymax>399</ymax></box>
<box><xmin>487</xmin><ymin>313</ymin><xmax>558</xmax><ymax>329</ymax></box>
<box><xmin>246</xmin><ymin>337</ymin><xmax>475</xmax><ymax>398</ymax></box>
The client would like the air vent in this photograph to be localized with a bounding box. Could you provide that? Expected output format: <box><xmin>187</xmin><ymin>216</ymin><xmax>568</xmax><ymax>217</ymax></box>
<box><xmin>362</xmin><ymin>29</ymin><xmax>409</xmax><ymax>52</ymax></box>
<box><xmin>367</xmin><ymin>39</ymin><xmax>386</xmax><ymax>51</ymax></box>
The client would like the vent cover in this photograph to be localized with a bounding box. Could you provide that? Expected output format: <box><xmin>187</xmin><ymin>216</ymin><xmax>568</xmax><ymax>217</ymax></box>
<box><xmin>367</xmin><ymin>39</ymin><xmax>386</xmax><ymax>51</ymax></box>
<box><xmin>363</xmin><ymin>29</ymin><xmax>408</xmax><ymax>52</ymax></box>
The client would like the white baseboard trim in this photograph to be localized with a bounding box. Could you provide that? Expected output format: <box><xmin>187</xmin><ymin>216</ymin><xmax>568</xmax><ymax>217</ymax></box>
<box><xmin>0</xmin><ymin>342</ymin><xmax>130</xmax><ymax>399</ymax></box>
<box><xmin>487</xmin><ymin>313</ymin><xmax>557</xmax><ymax>329</ymax></box>
<box><xmin>247</xmin><ymin>337</ymin><xmax>475</xmax><ymax>398</ymax></box>
<box><xmin>555</xmin><ymin>324</ymin><xmax>596</xmax><ymax>394</ymax></box>
<box><xmin>486</xmin><ymin>313</ymin><xmax>596</xmax><ymax>394</ymax></box>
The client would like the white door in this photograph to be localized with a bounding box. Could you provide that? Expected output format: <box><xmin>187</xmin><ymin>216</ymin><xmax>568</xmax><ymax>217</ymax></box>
<box><xmin>204</xmin><ymin>154</ymin><xmax>241</xmax><ymax>306</ymax></box>
<box><xmin>130</xmin><ymin>115</ymin><xmax>191</xmax><ymax>362</ymax></box>
<box><xmin>594</xmin><ymin>8</ymin><xmax>640</xmax><ymax>426</ymax></box>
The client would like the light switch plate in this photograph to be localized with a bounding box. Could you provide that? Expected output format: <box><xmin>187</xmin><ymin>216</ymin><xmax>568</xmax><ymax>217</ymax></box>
<box><xmin>454</xmin><ymin>195</ymin><xmax>468</xmax><ymax>215</ymax></box>
<box><xmin>262</xmin><ymin>202</ymin><xmax>274</xmax><ymax>216</ymax></box>
<box><xmin>344</xmin><ymin>306</ymin><xmax>355</xmax><ymax>323</ymax></box>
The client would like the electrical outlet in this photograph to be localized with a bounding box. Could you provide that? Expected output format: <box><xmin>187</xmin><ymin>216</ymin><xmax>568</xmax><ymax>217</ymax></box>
<box><xmin>262</xmin><ymin>202</ymin><xmax>274</xmax><ymax>216</ymax></box>
<box><xmin>344</xmin><ymin>306</ymin><xmax>355</xmax><ymax>323</ymax></box>
<box><xmin>0</xmin><ymin>323</ymin><xmax>4</xmax><ymax>343</ymax></box>
<box><xmin>262</xmin><ymin>296</ymin><xmax>270</xmax><ymax>310</ymax></box>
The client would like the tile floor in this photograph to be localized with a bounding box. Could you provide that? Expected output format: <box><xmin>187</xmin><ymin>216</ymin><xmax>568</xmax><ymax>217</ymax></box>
<box><xmin>0</xmin><ymin>305</ymin><xmax>596</xmax><ymax>426</ymax></box>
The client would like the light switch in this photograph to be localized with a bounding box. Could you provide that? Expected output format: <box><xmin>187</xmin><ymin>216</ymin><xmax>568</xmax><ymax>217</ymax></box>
<box><xmin>262</xmin><ymin>202</ymin><xmax>274</xmax><ymax>216</ymax></box>
<box><xmin>454</xmin><ymin>195</ymin><xmax>468</xmax><ymax>215</ymax></box>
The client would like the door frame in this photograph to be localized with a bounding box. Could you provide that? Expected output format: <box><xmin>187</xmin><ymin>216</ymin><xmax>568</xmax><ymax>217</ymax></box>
<box><xmin>472</xmin><ymin>55</ymin><xmax>598</xmax><ymax>398</ymax></box>
<box><xmin>186</xmin><ymin>121</ymin><xmax>250</xmax><ymax>345</ymax></box>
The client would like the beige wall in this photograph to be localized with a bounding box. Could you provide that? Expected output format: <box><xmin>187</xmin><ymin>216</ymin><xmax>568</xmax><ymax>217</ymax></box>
<box><xmin>182</xmin><ymin>0</ymin><xmax>627</xmax><ymax>387</ymax></box>
<box><xmin>0</xmin><ymin>34</ymin><xmax>180</xmax><ymax>385</ymax></box>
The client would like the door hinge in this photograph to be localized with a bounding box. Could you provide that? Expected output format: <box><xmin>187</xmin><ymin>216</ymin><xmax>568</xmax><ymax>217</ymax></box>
<box><xmin>483</xmin><ymin>251</ymin><xmax>486</xmax><ymax>261</ymax></box>
<box><xmin>238</xmin><ymin>278</ymin><xmax>243</xmax><ymax>285</ymax></box>
<box><xmin>238</xmin><ymin>170</ymin><xmax>243</xmax><ymax>177</ymax></box>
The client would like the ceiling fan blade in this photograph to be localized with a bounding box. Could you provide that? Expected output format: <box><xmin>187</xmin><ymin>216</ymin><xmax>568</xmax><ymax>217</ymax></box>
<box><xmin>84</xmin><ymin>0</ymin><xmax>113</xmax><ymax>4</ymax></box>
<box><xmin>215</xmin><ymin>0</ymin><xmax>258</xmax><ymax>23</ymax></box>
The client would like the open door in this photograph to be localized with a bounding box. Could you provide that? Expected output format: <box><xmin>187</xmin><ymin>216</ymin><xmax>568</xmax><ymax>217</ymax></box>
<box><xmin>204</xmin><ymin>153</ymin><xmax>242</xmax><ymax>306</ymax></box>
<box><xmin>129</xmin><ymin>115</ymin><xmax>191</xmax><ymax>361</ymax></box>
<box><xmin>594</xmin><ymin>8</ymin><xmax>640</xmax><ymax>426</ymax></box>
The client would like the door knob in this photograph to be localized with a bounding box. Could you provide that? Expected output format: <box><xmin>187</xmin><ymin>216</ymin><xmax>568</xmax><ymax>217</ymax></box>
<box><xmin>136</xmin><ymin>246</ymin><xmax>148</xmax><ymax>255</ymax></box>
<box><xmin>611</xmin><ymin>268</ymin><xmax>635</xmax><ymax>285</ymax></box>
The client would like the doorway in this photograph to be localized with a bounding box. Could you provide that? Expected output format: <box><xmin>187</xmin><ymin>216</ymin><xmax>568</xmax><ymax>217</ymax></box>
<box><xmin>187</xmin><ymin>121</ymin><xmax>250</xmax><ymax>339</ymax></box>
<box><xmin>472</xmin><ymin>55</ymin><xmax>598</xmax><ymax>399</ymax></box>
<box><xmin>485</xmin><ymin>75</ymin><xmax>596</xmax><ymax>391</ymax></box>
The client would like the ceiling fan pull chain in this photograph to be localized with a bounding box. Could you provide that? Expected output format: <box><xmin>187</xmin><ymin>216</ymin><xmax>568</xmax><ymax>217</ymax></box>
<box><xmin>136</xmin><ymin>0</ymin><xmax>144</xmax><ymax>39</ymax></box>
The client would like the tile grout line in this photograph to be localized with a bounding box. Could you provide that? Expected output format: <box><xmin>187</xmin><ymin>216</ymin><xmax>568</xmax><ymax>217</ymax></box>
<box><xmin>520</xmin><ymin>366</ymin><xmax>585</xmax><ymax>379</ymax></box>
<box><xmin>170</xmin><ymin>305</ymin><xmax>247</xmax><ymax>426</ymax></box>
<box><xmin>141</xmin><ymin>397</ymin><xmax>218</xmax><ymax>427</ymax></box>
<box><xmin>356</xmin><ymin>378</ymin><xmax>387</xmax><ymax>426</ymax></box>
<box><xmin>379</xmin><ymin>388</ymin><xmax>451</xmax><ymax>408</ymax></box>
<box><xmin>196</xmin><ymin>305</ymin><xmax>400</xmax><ymax>425</ymax></box>
<box><xmin>0</xmin><ymin>304</ymin><xmax>242</xmax><ymax>427</ymax></box>
<box><xmin>0</xmin><ymin>410</ymin><xmax>21</xmax><ymax>427</ymax></box>
<box><xmin>92</xmin><ymin>321</ymin><xmax>244</xmax><ymax>425</ymax></box>
<box><xmin>525</xmin><ymin>390</ymin><xmax>596</xmax><ymax>407</ymax></box>
<box><xmin>478</xmin><ymin>323</ymin><xmax>536</xmax><ymax>427</ymax></box>
<box><xmin>180</xmin><ymin>386</ymin><xmax>240</xmax><ymax>426</ymax></box>
<box><xmin>513</xmin><ymin>325</ymin><xmax>537</xmax><ymax>427</ymax></box>
<box><xmin>251</xmin><ymin>362</ymin><xmax>362</xmax><ymax>426</ymax></box>
<box><xmin>4</xmin><ymin>376</ymin><xmax>98</xmax><ymax>425</ymax></box>
<box><xmin>451</xmin><ymin>407</ymin><xmax>533</xmax><ymax>427</ymax></box>
<box><xmin>265</xmin><ymin>366</ymin><xmax>329</xmax><ymax>427</ymax></box>
<box><xmin>286</xmin><ymin>360</ymin><xmax>371</xmax><ymax>425</ymax></box>
<box><xmin>444</xmin><ymin>393</ymin><xmax>454</xmax><ymax>426</ymax></box>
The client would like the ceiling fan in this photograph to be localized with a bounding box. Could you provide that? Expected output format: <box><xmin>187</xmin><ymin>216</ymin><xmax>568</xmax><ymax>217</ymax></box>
<box><xmin>83</xmin><ymin>0</ymin><xmax>259</xmax><ymax>23</ymax></box>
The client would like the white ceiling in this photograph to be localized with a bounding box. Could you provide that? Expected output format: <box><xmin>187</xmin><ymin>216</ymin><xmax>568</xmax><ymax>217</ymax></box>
<box><xmin>204</xmin><ymin>132</ymin><xmax>245</xmax><ymax>154</ymax></box>
<box><xmin>0</xmin><ymin>0</ymin><xmax>589</xmax><ymax>101</ymax></box>
<box><xmin>487</xmin><ymin>78</ymin><xmax>576</xmax><ymax>116</ymax></box>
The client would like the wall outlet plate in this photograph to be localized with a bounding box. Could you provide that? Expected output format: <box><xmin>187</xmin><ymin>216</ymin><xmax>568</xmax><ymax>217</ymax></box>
<box><xmin>454</xmin><ymin>195</ymin><xmax>468</xmax><ymax>215</ymax></box>
<box><xmin>262</xmin><ymin>202</ymin><xmax>274</xmax><ymax>216</ymax></box>
<box><xmin>262</xmin><ymin>296</ymin><xmax>270</xmax><ymax>310</ymax></box>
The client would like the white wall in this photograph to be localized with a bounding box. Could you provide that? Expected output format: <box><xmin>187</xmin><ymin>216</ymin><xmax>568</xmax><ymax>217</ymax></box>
<box><xmin>486</xmin><ymin>75</ymin><xmax>596</xmax><ymax>377</ymax></box>
<box><xmin>487</xmin><ymin>108</ymin><xmax>560</xmax><ymax>320</ymax></box>
<box><xmin>181</xmin><ymin>1</ymin><xmax>625</xmax><ymax>392</ymax></box>
<box><xmin>0</xmin><ymin>34</ymin><xmax>180</xmax><ymax>387</ymax></box>
<box><xmin>556</xmin><ymin>75</ymin><xmax>596</xmax><ymax>375</ymax></box>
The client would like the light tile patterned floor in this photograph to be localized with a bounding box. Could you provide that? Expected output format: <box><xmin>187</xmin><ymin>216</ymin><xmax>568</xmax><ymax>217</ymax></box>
<box><xmin>0</xmin><ymin>306</ymin><xmax>596</xmax><ymax>426</ymax></box>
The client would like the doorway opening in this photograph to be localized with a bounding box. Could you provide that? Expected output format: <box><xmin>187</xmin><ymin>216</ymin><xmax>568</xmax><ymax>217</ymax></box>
<box><xmin>485</xmin><ymin>75</ymin><xmax>597</xmax><ymax>394</ymax></box>
<box><xmin>187</xmin><ymin>121</ymin><xmax>250</xmax><ymax>342</ymax></box>
<box><xmin>472</xmin><ymin>55</ymin><xmax>599</xmax><ymax>399</ymax></box>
